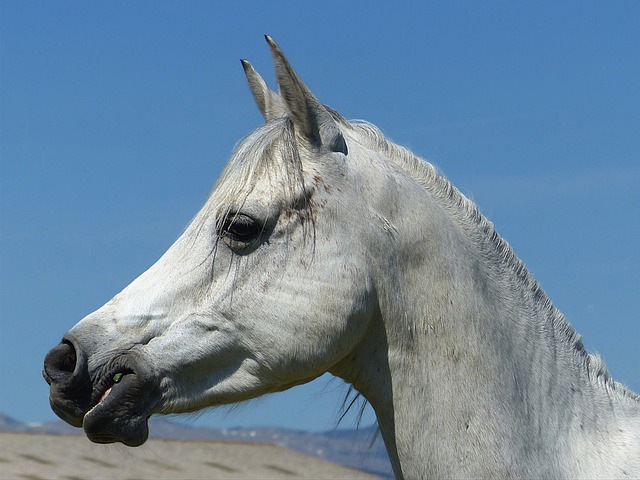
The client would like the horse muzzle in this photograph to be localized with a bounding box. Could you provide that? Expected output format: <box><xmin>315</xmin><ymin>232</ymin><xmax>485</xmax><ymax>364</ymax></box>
<box><xmin>43</xmin><ymin>333</ymin><xmax>159</xmax><ymax>447</ymax></box>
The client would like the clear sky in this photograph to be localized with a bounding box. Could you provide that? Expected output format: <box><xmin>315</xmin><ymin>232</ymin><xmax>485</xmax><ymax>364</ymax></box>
<box><xmin>1</xmin><ymin>2</ymin><xmax>638</xmax><ymax>433</ymax></box>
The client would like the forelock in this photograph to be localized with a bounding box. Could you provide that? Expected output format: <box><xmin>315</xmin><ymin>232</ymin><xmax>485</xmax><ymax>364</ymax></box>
<box><xmin>207</xmin><ymin>118</ymin><xmax>303</xmax><ymax>220</ymax></box>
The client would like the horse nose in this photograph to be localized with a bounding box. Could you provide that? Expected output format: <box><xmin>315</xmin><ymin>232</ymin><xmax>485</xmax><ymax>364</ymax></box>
<box><xmin>43</xmin><ymin>339</ymin><xmax>77</xmax><ymax>385</ymax></box>
<box><xmin>43</xmin><ymin>335</ymin><xmax>93</xmax><ymax>427</ymax></box>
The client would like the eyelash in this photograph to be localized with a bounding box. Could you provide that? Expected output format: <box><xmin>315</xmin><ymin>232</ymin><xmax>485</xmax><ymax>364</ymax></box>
<box><xmin>219</xmin><ymin>213</ymin><xmax>262</xmax><ymax>246</ymax></box>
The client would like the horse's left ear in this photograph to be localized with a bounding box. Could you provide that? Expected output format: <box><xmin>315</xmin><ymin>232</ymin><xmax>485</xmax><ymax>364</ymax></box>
<box><xmin>241</xmin><ymin>59</ymin><xmax>288</xmax><ymax>121</ymax></box>
<box><xmin>265</xmin><ymin>36</ymin><xmax>348</xmax><ymax>155</ymax></box>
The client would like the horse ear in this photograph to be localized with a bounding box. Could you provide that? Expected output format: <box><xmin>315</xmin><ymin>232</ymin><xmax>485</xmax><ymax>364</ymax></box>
<box><xmin>241</xmin><ymin>59</ymin><xmax>287</xmax><ymax>121</ymax></box>
<box><xmin>265</xmin><ymin>35</ymin><xmax>348</xmax><ymax>155</ymax></box>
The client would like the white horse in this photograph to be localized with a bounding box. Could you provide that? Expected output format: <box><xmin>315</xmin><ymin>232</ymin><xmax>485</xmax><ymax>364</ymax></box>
<box><xmin>44</xmin><ymin>37</ymin><xmax>639</xmax><ymax>479</ymax></box>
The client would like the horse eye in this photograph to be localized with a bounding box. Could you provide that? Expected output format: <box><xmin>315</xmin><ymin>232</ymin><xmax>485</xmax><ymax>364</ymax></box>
<box><xmin>220</xmin><ymin>214</ymin><xmax>261</xmax><ymax>244</ymax></box>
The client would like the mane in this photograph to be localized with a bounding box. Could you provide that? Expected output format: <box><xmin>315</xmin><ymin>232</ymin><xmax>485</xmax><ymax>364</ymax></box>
<box><xmin>345</xmin><ymin>120</ymin><xmax>639</xmax><ymax>402</ymax></box>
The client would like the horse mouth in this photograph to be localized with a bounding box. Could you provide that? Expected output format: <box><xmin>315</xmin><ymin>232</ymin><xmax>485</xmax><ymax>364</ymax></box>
<box><xmin>81</xmin><ymin>369</ymin><xmax>155</xmax><ymax>447</ymax></box>
<box><xmin>44</xmin><ymin>337</ymin><xmax>159</xmax><ymax>447</ymax></box>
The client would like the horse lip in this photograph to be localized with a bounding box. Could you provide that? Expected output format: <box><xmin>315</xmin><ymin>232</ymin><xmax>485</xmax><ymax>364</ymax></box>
<box><xmin>89</xmin><ymin>368</ymin><xmax>131</xmax><ymax>408</ymax></box>
<box><xmin>87</xmin><ymin>372</ymin><xmax>123</xmax><ymax>415</ymax></box>
<box><xmin>81</xmin><ymin>363</ymin><xmax>158</xmax><ymax>447</ymax></box>
<box><xmin>49</xmin><ymin>395</ymin><xmax>85</xmax><ymax>428</ymax></box>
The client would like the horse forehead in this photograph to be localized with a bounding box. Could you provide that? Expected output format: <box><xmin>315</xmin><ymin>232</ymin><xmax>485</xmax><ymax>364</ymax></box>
<box><xmin>207</xmin><ymin>158</ymin><xmax>303</xmax><ymax>219</ymax></box>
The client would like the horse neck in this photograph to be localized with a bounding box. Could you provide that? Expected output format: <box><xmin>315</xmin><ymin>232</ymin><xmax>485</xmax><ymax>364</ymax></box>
<box><xmin>333</xmin><ymin>153</ymin><xmax>637</xmax><ymax>478</ymax></box>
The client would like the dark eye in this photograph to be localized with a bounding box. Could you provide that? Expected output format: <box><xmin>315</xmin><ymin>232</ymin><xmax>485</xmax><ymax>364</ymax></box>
<box><xmin>220</xmin><ymin>213</ymin><xmax>261</xmax><ymax>245</ymax></box>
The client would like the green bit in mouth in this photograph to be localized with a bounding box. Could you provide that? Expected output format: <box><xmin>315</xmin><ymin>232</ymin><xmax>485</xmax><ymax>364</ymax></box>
<box><xmin>113</xmin><ymin>373</ymin><xmax>123</xmax><ymax>384</ymax></box>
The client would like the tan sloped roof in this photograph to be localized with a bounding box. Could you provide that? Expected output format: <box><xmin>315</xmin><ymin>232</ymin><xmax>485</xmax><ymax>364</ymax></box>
<box><xmin>0</xmin><ymin>431</ymin><xmax>380</xmax><ymax>479</ymax></box>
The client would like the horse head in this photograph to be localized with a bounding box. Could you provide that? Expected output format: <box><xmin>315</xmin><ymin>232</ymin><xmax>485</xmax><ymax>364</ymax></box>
<box><xmin>43</xmin><ymin>37</ymin><xmax>386</xmax><ymax>446</ymax></box>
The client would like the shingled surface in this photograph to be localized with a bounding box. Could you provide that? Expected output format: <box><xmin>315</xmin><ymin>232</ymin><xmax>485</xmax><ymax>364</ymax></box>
<box><xmin>0</xmin><ymin>431</ymin><xmax>380</xmax><ymax>479</ymax></box>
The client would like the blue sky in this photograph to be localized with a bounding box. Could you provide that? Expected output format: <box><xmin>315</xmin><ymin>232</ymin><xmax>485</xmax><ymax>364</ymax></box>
<box><xmin>1</xmin><ymin>2</ymin><xmax>638</xmax><ymax>433</ymax></box>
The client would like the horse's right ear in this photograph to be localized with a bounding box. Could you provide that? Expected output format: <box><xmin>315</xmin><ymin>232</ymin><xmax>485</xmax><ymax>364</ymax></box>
<box><xmin>241</xmin><ymin>59</ymin><xmax>287</xmax><ymax>121</ymax></box>
<box><xmin>265</xmin><ymin>36</ymin><xmax>348</xmax><ymax>155</ymax></box>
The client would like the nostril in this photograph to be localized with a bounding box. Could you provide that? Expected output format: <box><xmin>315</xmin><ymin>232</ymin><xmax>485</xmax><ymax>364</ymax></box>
<box><xmin>57</xmin><ymin>340</ymin><xmax>76</xmax><ymax>373</ymax></box>
<box><xmin>43</xmin><ymin>340</ymin><xmax>78</xmax><ymax>382</ymax></box>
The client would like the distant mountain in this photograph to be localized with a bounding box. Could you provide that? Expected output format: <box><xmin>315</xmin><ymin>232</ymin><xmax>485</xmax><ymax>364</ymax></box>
<box><xmin>0</xmin><ymin>413</ymin><xmax>393</xmax><ymax>478</ymax></box>
<box><xmin>0</xmin><ymin>412</ymin><xmax>78</xmax><ymax>434</ymax></box>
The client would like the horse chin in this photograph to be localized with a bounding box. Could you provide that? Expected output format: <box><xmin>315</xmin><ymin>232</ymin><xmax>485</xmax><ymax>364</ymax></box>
<box><xmin>81</xmin><ymin>372</ymin><xmax>155</xmax><ymax>447</ymax></box>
